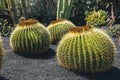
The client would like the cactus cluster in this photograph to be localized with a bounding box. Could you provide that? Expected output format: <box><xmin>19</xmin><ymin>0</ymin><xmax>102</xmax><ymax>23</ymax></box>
<box><xmin>10</xmin><ymin>19</ymin><xmax>50</xmax><ymax>54</ymax></box>
<box><xmin>57</xmin><ymin>25</ymin><xmax>116</xmax><ymax>73</ymax></box>
<box><xmin>47</xmin><ymin>19</ymin><xmax>75</xmax><ymax>43</ymax></box>
<box><xmin>0</xmin><ymin>36</ymin><xmax>4</xmax><ymax>69</ymax></box>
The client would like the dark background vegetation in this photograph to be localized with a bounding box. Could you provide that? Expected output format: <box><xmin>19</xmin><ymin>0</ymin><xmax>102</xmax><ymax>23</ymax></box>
<box><xmin>0</xmin><ymin>0</ymin><xmax>120</xmax><ymax>25</ymax></box>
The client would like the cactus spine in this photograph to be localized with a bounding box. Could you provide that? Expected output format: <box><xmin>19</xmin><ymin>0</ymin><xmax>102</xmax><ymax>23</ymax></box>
<box><xmin>47</xmin><ymin>19</ymin><xmax>75</xmax><ymax>43</ymax></box>
<box><xmin>0</xmin><ymin>36</ymin><xmax>4</xmax><ymax>69</ymax></box>
<box><xmin>57</xmin><ymin>25</ymin><xmax>117</xmax><ymax>73</ymax></box>
<box><xmin>10</xmin><ymin>19</ymin><xmax>50</xmax><ymax>54</ymax></box>
<box><xmin>57</xmin><ymin>0</ymin><xmax>77</xmax><ymax>20</ymax></box>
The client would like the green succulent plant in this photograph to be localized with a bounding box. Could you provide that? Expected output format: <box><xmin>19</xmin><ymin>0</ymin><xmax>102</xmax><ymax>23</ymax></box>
<box><xmin>85</xmin><ymin>10</ymin><xmax>108</xmax><ymax>27</ymax></box>
<box><xmin>0</xmin><ymin>19</ymin><xmax>12</xmax><ymax>37</ymax></box>
<box><xmin>47</xmin><ymin>19</ymin><xmax>75</xmax><ymax>43</ymax></box>
<box><xmin>107</xmin><ymin>25</ymin><xmax>120</xmax><ymax>38</ymax></box>
<box><xmin>10</xmin><ymin>19</ymin><xmax>50</xmax><ymax>54</ymax></box>
<box><xmin>0</xmin><ymin>36</ymin><xmax>4</xmax><ymax>69</ymax></box>
<box><xmin>57</xmin><ymin>25</ymin><xmax>116</xmax><ymax>73</ymax></box>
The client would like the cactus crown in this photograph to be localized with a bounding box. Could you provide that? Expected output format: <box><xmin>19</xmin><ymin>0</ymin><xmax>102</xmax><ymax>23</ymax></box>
<box><xmin>18</xmin><ymin>19</ymin><xmax>39</xmax><ymax>26</ymax></box>
<box><xmin>50</xmin><ymin>19</ymin><xmax>65</xmax><ymax>25</ymax></box>
<box><xmin>70</xmin><ymin>25</ymin><xmax>93</xmax><ymax>33</ymax></box>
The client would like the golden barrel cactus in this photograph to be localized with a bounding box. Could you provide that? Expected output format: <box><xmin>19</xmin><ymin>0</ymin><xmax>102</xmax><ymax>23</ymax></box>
<box><xmin>47</xmin><ymin>19</ymin><xmax>75</xmax><ymax>43</ymax></box>
<box><xmin>10</xmin><ymin>19</ymin><xmax>50</xmax><ymax>54</ymax></box>
<box><xmin>57</xmin><ymin>25</ymin><xmax>117</xmax><ymax>73</ymax></box>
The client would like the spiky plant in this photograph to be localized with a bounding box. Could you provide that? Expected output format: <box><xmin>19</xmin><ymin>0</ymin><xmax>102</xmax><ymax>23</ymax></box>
<box><xmin>10</xmin><ymin>19</ymin><xmax>50</xmax><ymax>54</ymax></box>
<box><xmin>47</xmin><ymin>19</ymin><xmax>75</xmax><ymax>43</ymax></box>
<box><xmin>0</xmin><ymin>36</ymin><xmax>4</xmax><ymax>69</ymax></box>
<box><xmin>57</xmin><ymin>25</ymin><xmax>117</xmax><ymax>73</ymax></box>
<box><xmin>57</xmin><ymin>0</ymin><xmax>77</xmax><ymax>20</ymax></box>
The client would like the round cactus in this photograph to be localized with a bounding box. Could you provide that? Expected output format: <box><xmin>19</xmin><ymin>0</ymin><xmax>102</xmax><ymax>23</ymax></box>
<box><xmin>0</xmin><ymin>36</ymin><xmax>4</xmax><ymax>69</ymax></box>
<box><xmin>57</xmin><ymin>25</ymin><xmax>117</xmax><ymax>73</ymax></box>
<box><xmin>47</xmin><ymin>19</ymin><xmax>75</xmax><ymax>43</ymax></box>
<box><xmin>10</xmin><ymin>19</ymin><xmax>50</xmax><ymax>54</ymax></box>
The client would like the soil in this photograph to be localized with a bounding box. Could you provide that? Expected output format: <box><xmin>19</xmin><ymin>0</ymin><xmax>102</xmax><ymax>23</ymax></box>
<box><xmin>0</xmin><ymin>36</ymin><xmax>120</xmax><ymax>80</ymax></box>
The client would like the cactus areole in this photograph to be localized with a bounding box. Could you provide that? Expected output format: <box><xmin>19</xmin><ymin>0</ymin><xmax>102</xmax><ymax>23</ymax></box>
<box><xmin>57</xmin><ymin>25</ymin><xmax>116</xmax><ymax>73</ymax></box>
<box><xmin>10</xmin><ymin>19</ymin><xmax>50</xmax><ymax>54</ymax></box>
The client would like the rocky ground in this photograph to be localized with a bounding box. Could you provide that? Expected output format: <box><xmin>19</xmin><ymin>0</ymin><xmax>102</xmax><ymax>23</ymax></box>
<box><xmin>0</xmin><ymin>36</ymin><xmax>120</xmax><ymax>80</ymax></box>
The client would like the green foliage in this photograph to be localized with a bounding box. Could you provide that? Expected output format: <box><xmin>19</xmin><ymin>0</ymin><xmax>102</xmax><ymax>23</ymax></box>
<box><xmin>0</xmin><ymin>0</ymin><xmax>6</xmax><ymax>11</ymax></box>
<box><xmin>70</xmin><ymin>0</ymin><xmax>99</xmax><ymax>26</ymax></box>
<box><xmin>31</xmin><ymin>0</ymin><xmax>56</xmax><ymax>23</ymax></box>
<box><xmin>20</xmin><ymin>0</ymin><xmax>28</xmax><ymax>19</ymax></box>
<box><xmin>8</xmin><ymin>0</ymin><xmax>28</xmax><ymax>23</ymax></box>
<box><xmin>57</xmin><ymin>0</ymin><xmax>77</xmax><ymax>20</ymax></box>
<box><xmin>47</xmin><ymin>19</ymin><xmax>75</xmax><ymax>43</ymax></box>
<box><xmin>10</xmin><ymin>19</ymin><xmax>50</xmax><ymax>54</ymax></box>
<box><xmin>85</xmin><ymin>10</ymin><xmax>108</xmax><ymax>27</ymax></box>
<box><xmin>57</xmin><ymin>25</ymin><xmax>116</xmax><ymax>73</ymax></box>
<box><xmin>0</xmin><ymin>19</ymin><xmax>11</xmax><ymax>37</ymax></box>
<box><xmin>0</xmin><ymin>36</ymin><xmax>4</xmax><ymax>69</ymax></box>
<box><xmin>10</xmin><ymin>0</ymin><xmax>18</xmax><ymax>23</ymax></box>
<box><xmin>107</xmin><ymin>25</ymin><xmax>120</xmax><ymax>38</ymax></box>
<box><xmin>13</xmin><ymin>0</ymin><xmax>56</xmax><ymax>24</ymax></box>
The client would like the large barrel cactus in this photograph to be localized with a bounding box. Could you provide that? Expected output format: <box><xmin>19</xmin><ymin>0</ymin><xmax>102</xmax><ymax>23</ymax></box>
<box><xmin>47</xmin><ymin>19</ymin><xmax>75</xmax><ymax>43</ymax></box>
<box><xmin>0</xmin><ymin>36</ymin><xmax>4</xmax><ymax>69</ymax></box>
<box><xmin>57</xmin><ymin>25</ymin><xmax>117</xmax><ymax>73</ymax></box>
<box><xmin>10</xmin><ymin>19</ymin><xmax>50</xmax><ymax>54</ymax></box>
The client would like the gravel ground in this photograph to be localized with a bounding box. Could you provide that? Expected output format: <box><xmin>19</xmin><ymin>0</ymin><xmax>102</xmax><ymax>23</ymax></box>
<box><xmin>0</xmin><ymin>36</ymin><xmax>120</xmax><ymax>80</ymax></box>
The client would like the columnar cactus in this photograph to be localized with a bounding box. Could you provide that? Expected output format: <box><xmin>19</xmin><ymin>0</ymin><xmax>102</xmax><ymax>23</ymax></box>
<box><xmin>0</xmin><ymin>36</ymin><xmax>4</xmax><ymax>69</ymax></box>
<box><xmin>57</xmin><ymin>25</ymin><xmax>117</xmax><ymax>73</ymax></box>
<box><xmin>10</xmin><ymin>19</ymin><xmax>50</xmax><ymax>54</ymax></box>
<box><xmin>47</xmin><ymin>19</ymin><xmax>75</xmax><ymax>43</ymax></box>
<box><xmin>20</xmin><ymin>0</ymin><xmax>28</xmax><ymax>19</ymax></box>
<box><xmin>7</xmin><ymin>0</ymin><xmax>18</xmax><ymax>23</ymax></box>
<box><xmin>57</xmin><ymin>0</ymin><xmax>77</xmax><ymax>20</ymax></box>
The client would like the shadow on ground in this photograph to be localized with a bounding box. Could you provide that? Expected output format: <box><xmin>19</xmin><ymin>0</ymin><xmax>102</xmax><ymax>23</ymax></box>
<box><xmin>74</xmin><ymin>67</ymin><xmax>120</xmax><ymax>80</ymax></box>
<box><xmin>0</xmin><ymin>76</ymin><xmax>9</xmax><ymax>80</ymax></box>
<box><xmin>14</xmin><ymin>48</ymin><xmax>56</xmax><ymax>59</ymax></box>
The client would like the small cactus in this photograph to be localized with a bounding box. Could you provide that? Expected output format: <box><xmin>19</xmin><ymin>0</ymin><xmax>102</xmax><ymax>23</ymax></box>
<box><xmin>47</xmin><ymin>19</ymin><xmax>75</xmax><ymax>43</ymax></box>
<box><xmin>57</xmin><ymin>25</ymin><xmax>117</xmax><ymax>73</ymax></box>
<box><xmin>10</xmin><ymin>19</ymin><xmax>50</xmax><ymax>54</ymax></box>
<box><xmin>0</xmin><ymin>36</ymin><xmax>4</xmax><ymax>69</ymax></box>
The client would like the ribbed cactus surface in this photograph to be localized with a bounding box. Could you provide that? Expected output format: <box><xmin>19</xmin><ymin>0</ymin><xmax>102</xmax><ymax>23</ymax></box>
<box><xmin>47</xmin><ymin>19</ymin><xmax>75</xmax><ymax>43</ymax></box>
<box><xmin>57</xmin><ymin>0</ymin><xmax>77</xmax><ymax>20</ymax></box>
<box><xmin>10</xmin><ymin>19</ymin><xmax>50</xmax><ymax>54</ymax></box>
<box><xmin>57</xmin><ymin>25</ymin><xmax>116</xmax><ymax>73</ymax></box>
<box><xmin>0</xmin><ymin>36</ymin><xmax>4</xmax><ymax>69</ymax></box>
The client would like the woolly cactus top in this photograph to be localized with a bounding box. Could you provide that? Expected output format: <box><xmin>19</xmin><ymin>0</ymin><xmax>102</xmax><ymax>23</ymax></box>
<box><xmin>18</xmin><ymin>19</ymin><xmax>39</xmax><ymax>26</ymax></box>
<box><xmin>15</xmin><ymin>19</ymin><xmax>45</xmax><ymax>30</ymax></box>
<box><xmin>48</xmin><ymin>19</ymin><xmax>74</xmax><ymax>28</ymax></box>
<box><xmin>70</xmin><ymin>25</ymin><xmax>93</xmax><ymax>33</ymax></box>
<box><xmin>50</xmin><ymin>19</ymin><xmax>65</xmax><ymax>25</ymax></box>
